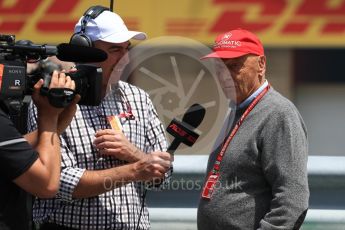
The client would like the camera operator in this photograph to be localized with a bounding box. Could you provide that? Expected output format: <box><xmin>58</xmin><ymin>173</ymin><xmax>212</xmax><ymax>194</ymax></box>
<box><xmin>0</xmin><ymin>71</ymin><xmax>79</xmax><ymax>230</ymax></box>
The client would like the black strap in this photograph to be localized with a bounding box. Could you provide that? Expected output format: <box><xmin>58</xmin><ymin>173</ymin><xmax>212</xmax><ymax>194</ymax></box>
<box><xmin>293</xmin><ymin>209</ymin><xmax>308</xmax><ymax>230</ymax></box>
<box><xmin>84</xmin><ymin>5</ymin><xmax>109</xmax><ymax>19</ymax></box>
<box><xmin>80</xmin><ymin>5</ymin><xmax>109</xmax><ymax>33</ymax></box>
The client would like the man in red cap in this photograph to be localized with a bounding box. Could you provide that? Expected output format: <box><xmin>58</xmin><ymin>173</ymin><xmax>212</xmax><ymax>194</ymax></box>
<box><xmin>197</xmin><ymin>28</ymin><xmax>309</xmax><ymax>229</ymax></box>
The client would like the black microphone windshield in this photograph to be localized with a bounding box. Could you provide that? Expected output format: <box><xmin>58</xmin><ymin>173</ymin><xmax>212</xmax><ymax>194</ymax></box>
<box><xmin>182</xmin><ymin>103</ymin><xmax>206</xmax><ymax>128</ymax></box>
<box><xmin>56</xmin><ymin>43</ymin><xmax>108</xmax><ymax>63</ymax></box>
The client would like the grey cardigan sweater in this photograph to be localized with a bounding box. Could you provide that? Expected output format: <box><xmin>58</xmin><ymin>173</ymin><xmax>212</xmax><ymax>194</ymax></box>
<box><xmin>197</xmin><ymin>88</ymin><xmax>309</xmax><ymax>230</ymax></box>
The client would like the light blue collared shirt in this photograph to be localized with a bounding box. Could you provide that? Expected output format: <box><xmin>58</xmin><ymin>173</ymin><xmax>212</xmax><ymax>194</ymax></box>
<box><xmin>238</xmin><ymin>80</ymin><xmax>269</xmax><ymax>110</ymax></box>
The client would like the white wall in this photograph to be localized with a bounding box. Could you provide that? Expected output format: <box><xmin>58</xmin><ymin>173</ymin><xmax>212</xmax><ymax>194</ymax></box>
<box><xmin>296</xmin><ymin>84</ymin><xmax>345</xmax><ymax>156</ymax></box>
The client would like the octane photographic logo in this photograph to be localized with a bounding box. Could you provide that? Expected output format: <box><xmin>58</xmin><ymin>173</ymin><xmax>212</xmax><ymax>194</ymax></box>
<box><xmin>108</xmin><ymin>36</ymin><xmax>236</xmax><ymax>154</ymax></box>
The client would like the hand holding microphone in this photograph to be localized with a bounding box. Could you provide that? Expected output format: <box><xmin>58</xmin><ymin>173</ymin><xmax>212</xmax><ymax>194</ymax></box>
<box><xmin>129</xmin><ymin>103</ymin><xmax>206</xmax><ymax>181</ymax></box>
<box><xmin>132</xmin><ymin>151</ymin><xmax>172</xmax><ymax>182</ymax></box>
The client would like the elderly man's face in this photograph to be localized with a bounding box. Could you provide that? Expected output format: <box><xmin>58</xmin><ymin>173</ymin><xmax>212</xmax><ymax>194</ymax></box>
<box><xmin>93</xmin><ymin>40</ymin><xmax>130</xmax><ymax>96</ymax></box>
<box><xmin>217</xmin><ymin>54</ymin><xmax>266</xmax><ymax>103</ymax></box>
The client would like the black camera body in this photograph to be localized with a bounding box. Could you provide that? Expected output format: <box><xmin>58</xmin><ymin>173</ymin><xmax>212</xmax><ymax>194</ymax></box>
<box><xmin>29</xmin><ymin>62</ymin><xmax>103</xmax><ymax>108</ymax></box>
<box><xmin>0</xmin><ymin>34</ymin><xmax>103</xmax><ymax>110</ymax></box>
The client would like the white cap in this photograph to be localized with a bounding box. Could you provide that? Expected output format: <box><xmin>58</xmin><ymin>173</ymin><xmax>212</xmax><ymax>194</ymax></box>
<box><xmin>74</xmin><ymin>11</ymin><xmax>147</xmax><ymax>43</ymax></box>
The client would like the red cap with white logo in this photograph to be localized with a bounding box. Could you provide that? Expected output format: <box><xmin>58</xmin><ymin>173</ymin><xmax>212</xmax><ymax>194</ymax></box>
<box><xmin>201</xmin><ymin>28</ymin><xmax>264</xmax><ymax>59</ymax></box>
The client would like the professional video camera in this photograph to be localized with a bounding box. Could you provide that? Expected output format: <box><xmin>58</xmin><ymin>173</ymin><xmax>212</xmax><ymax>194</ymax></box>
<box><xmin>0</xmin><ymin>34</ymin><xmax>107</xmax><ymax>111</ymax></box>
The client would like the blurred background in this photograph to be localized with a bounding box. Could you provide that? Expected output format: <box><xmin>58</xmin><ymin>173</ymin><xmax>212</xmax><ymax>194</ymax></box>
<box><xmin>1</xmin><ymin>0</ymin><xmax>345</xmax><ymax>156</ymax></box>
<box><xmin>1</xmin><ymin>0</ymin><xmax>345</xmax><ymax>229</ymax></box>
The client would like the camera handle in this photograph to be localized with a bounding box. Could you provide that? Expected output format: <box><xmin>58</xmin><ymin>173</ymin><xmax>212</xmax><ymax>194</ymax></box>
<box><xmin>40</xmin><ymin>87</ymin><xmax>76</xmax><ymax>108</ymax></box>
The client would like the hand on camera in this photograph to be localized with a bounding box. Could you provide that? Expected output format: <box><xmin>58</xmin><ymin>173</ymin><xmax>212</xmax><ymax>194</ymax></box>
<box><xmin>32</xmin><ymin>70</ymin><xmax>80</xmax><ymax>132</ymax></box>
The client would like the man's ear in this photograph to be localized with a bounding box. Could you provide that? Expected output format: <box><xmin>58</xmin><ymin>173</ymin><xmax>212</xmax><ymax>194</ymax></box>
<box><xmin>258</xmin><ymin>55</ymin><xmax>266</xmax><ymax>78</ymax></box>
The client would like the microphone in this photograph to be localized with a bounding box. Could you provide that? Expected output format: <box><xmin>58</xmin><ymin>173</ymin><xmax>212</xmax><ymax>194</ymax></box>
<box><xmin>56</xmin><ymin>43</ymin><xmax>108</xmax><ymax>63</ymax></box>
<box><xmin>166</xmin><ymin>103</ymin><xmax>206</xmax><ymax>154</ymax></box>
